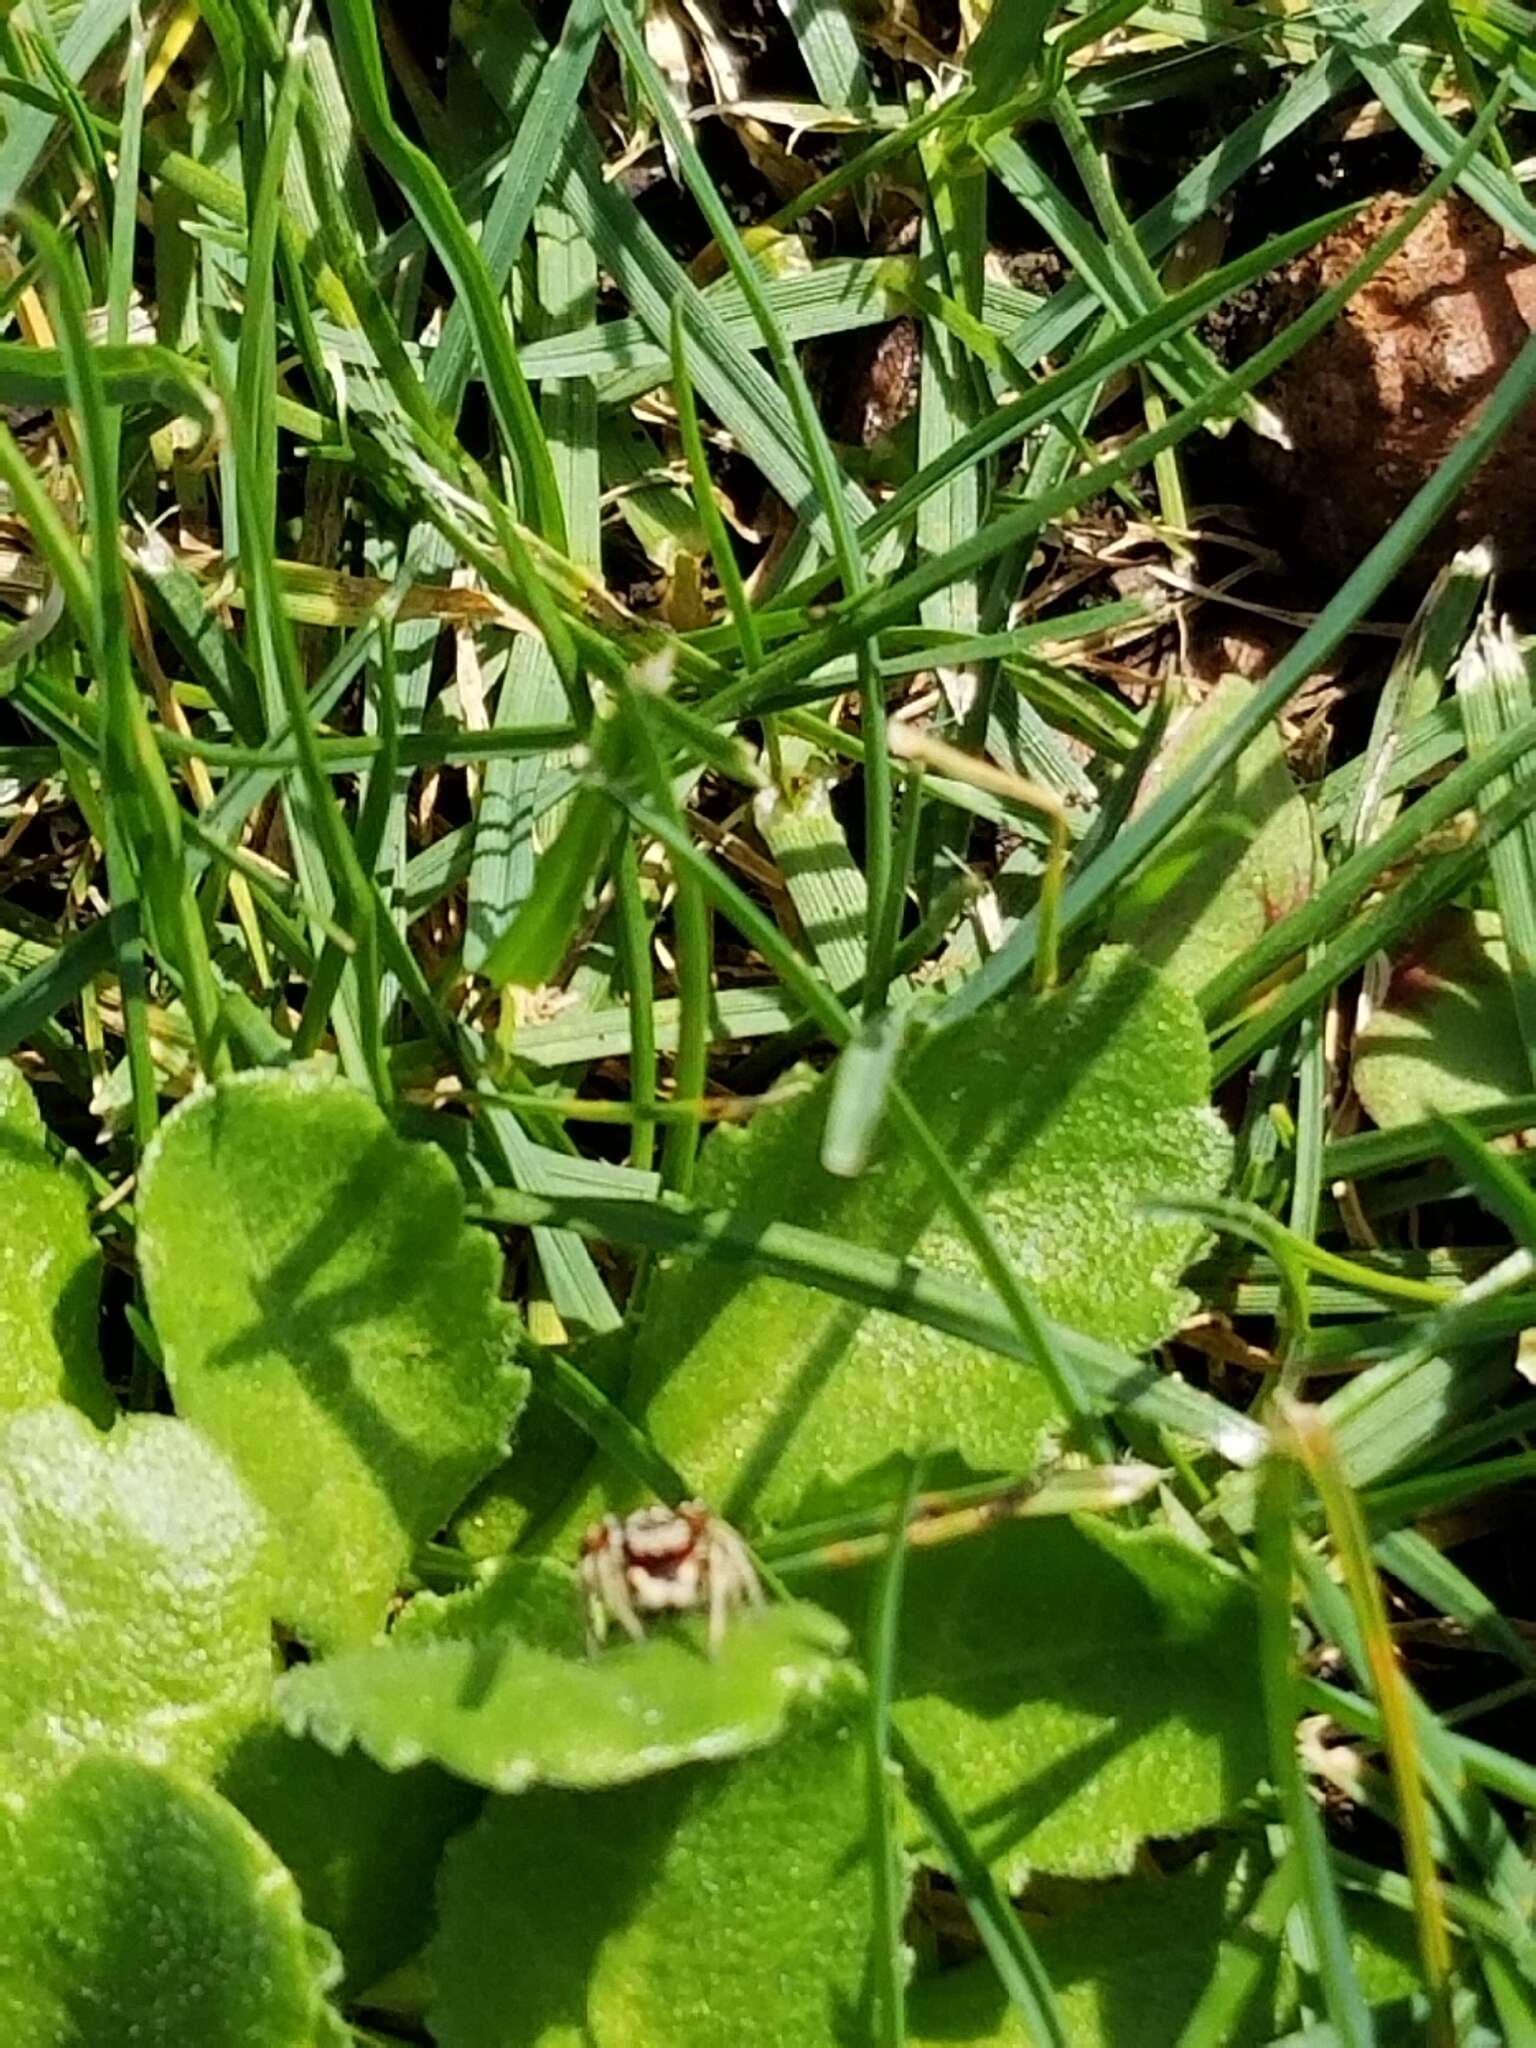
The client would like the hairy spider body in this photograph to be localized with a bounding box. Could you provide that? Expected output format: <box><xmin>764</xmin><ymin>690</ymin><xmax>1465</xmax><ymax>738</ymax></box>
<box><xmin>579</xmin><ymin>1501</ymin><xmax>763</xmax><ymax>1653</ymax></box>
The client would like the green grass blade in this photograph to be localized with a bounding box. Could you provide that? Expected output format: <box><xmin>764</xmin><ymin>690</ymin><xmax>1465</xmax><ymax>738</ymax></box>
<box><xmin>469</xmin><ymin>1181</ymin><xmax>1268</xmax><ymax>1461</ymax></box>
<box><xmin>892</xmin><ymin>1724</ymin><xmax>1071</xmax><ymax>2048</ymax></box>
<box><xmin>323</xmin><ymin>0</ymin><xmax>567</xmax><ymax>545</ymax></box>
<box><xmin>945</xmin><ymin>116</ymin><xmax>1530</xmax><ymax>1028</ymax></box>
<box><xmin>1456</xmin><ymin>616</ymin><xmax>1536</xmax><ymax>1081</ymax></box>
<box><xmin>0</xmin><ymin>0</ymin><xmax>132</xmax><ymax>209</ymax></box>
<box><xmin>865</xmin><ymin>1459</ymin><xmax>920</xmax><ymax>2048</ymax></box>
<box><xmin>1258</xmin><ymin>1453</ymin><xmax>1377</xmax><ymax>2046</ymax></box>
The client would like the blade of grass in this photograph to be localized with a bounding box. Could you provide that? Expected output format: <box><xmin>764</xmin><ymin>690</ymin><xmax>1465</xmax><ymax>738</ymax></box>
<box><xmin>216</xmin><ymin>27</ymin><xmax>377</xmax><ymax>1085</ymax></box>
<box><xmin>737</xmin><ymin>109</ymin><xmax>1498</xmax><ymax>710</ymax></box>
<box><xmin>669</xmin><ymin>296</ymin><xmax>762</xmax><ymax>670</ymax></box>
<box><xmin>1343</xmin><ymin>544</ymin><xmax>1489</xmax><ymax>852</ymax></box>
<box><xmin>106</xmin><ymin>4</ymin><xmax>146</xmax><ymax>347</ymax></box>
<box><xmin>953</xmin><ymin>219</ymin><xmax>1533</xmax><ymax>1020</ymax></box>
<box><xmin>1175</xmin><ymin>1853</ymin><xmax>1303</xmax><ymax>2048</ymax></box>
<box><xmin>1285</xmin><ymin>1402</ymin><xmax>1456</xmax><ymax>2046</ymax></box>
<box><xmin>994</xmin><ymin>0</ymin><xmax>1423</xmax><ymax>375</ymax></box>
<box><xmin>0</xmin><ymin>912</ymin><xmax>125</xmax><ymax>1059</ymax></box>
<box><xmin>1437</xmin><ymin>1110</ymin><xmax>1536</xmax><ymax>1248</ymax></box>
<box><xmin>461</xmin><ymin>0</ymin><xmax>888</xmax><ymax>568</ymax></box>
<box><xmin>774</xmin><ymin>0</ymin><xmax>871</xmax><ymax>116</ymax></box>
<box><xmin>1210</xmin><ymin>757</ymin><xmax>1536</xmax><ymax>1084</ymax></box>
<box><xmin>892</xmin><ymin>1724</ymin><xmax>1071</xmax><ymax>2048</ymax></box>
<box><xmin>1315</xmin><ymin>0</ymin><xmax>1536</xmax><ymax>250</ymax></box>
<box><xmin>736</xmin><ymin>198</ymin><xmax>1363</xmax><ymax>648</ymax></box>
<box><xmin>0</xmin><ymin>0</ymin><xmax>134</xmax><ymax>210</ymax></box>
<box><xmin>604</xmin><ymin>736</ymin><xmax>1107</xmax><ymax>1449</ymax></box>
<box><xmin>754</xmin><ymin>757</ymin><xmax>871</xmax><ymax>999</ymax></box>
<box><xmin>468</xmin><ymin>1181</ymin><xmax>1269</xmax><ymax>1463</ymax></box>
<box><xmin>1204</xmin><ymin>706</ymin><xmax>1536</xmax><ymax>1023</ymax></box>
<box><xmin>24</xmin><ymin>206</ymin><xmax>226</xmax><ymax>1124</ymax></box>
<box><xmin>323</xmin><ymin>0</ymin><xmax>566</xmax><ymax>545</ymax></box>
<box><xmin>1257</xmin><ymin>1451</ymin><xmax>1376</xmax><ymax>2047</ymax></box>
<box><xmin>866</xmin><ymin>1458</ymin><xmax>920</xmax><ymax>2048</ymax></box>
<box><xmin>1456</xmin><ymin>615</ymin><xmax>1536</xmax><ymax>1083</ymax></box>
<box><xmin>1298</xmin><ymin>1543</ymin><xmax>1536</xmax><ymax>2005</ymax></box>
<box><xmin>763</xmin><ymin>1464</ymin><xmax>1163</xmax><ymax>1573</ymax></box>
<box><xmin>600</xmin><ymin>0</ymin><xmax>895</xmax><ymax>1008</ymax></box>
<box><xmin>467</xmin><ymin>186</ymin><xmax>600</xmax><ymax>971</ymax></box>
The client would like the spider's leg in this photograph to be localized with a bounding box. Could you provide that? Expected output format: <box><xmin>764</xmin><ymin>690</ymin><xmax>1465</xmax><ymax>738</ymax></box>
<box><xmin>707</xmin><ymin>1544</ymin><xmax>729</xmax><ymax>1657</ymax></box>
<box><xmin>581</xmin><ymin>1541</ymin><xmax>615</xmax><ymax>1653</ymax></box>
<box><xmin>717</xmin><ymin>1520</ymin><xmax>765</xmax><ymax>1609</ymax></box>
<box><xmin>584</xmin><ymin>1582</ymin><xmax>608</xmax><ymax>1654</ymax></box>
<box><xmin>602</xmin><ymin>1543</ymin><xmax>646</xmax><ymax>1642</ymax></box>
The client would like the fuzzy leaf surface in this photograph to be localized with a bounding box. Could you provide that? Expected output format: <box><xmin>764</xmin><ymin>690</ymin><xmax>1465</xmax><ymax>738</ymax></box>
<box><xmin>138</xmin><ymin>1069</ymin><xmax>529</xmax><ymax>1647</ymax></box>
<box><xmin>908</xmin><ymin>1853</ymin><xmax>1267</xmax><ymax>2047</ymax></box>
<box><xmin>814</xmin><ymin>1518</ymin><xmax>1264</xmax><ymax>1885</ymax></box>
<box><xmin>220</xmin><ymin>1723</ymin><xmax>481</xmax><ymax>1995</ymax></box>
<box><xmin>0</xmin><ymin>1402</ymin><xmax>275</xmax><ymax>1778</ymax></box>
<box><xmin>907</xmin><ymin>1853</ymin><xmax>1423</xmax><ymax>2043</ymax></box>
<box><xmin>559</xmin><ymin>948</ymin><xmax>1230</xmax><ymax>1532</ymax></box>
<box><xmin>429</xmin><ymin>1700</ymin><xmax>880</xmax><ymax>2047</ymax></box>
<box><xmin>277</xmin><ymin>1561</ymin><xmax>858</xmax><ymax>1791</ymax></box>
<box><xmin>0</xmin><ymin>1755</ymin><xmax>341</xmax><ymax>2048</ymax></box>
<box><xmin>0</xmin><ymin>1061</ymin><xmax>110</xmax><ymax>1423</ymax></box>
<box><xmin>1353</xmin><ymin>907</ymin><xmax>1529</xmax><ymax>1127</ymax></box>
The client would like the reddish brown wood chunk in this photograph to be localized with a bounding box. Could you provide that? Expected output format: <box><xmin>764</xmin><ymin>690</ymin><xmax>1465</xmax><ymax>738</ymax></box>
<box><xmin>1252</xmin><ymin>192</ymin><xmax>1536</xmax><ymax>576</ymax></box>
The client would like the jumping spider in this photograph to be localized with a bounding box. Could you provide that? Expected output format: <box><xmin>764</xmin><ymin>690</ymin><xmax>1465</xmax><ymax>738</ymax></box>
<box><xmin>579</xmin><ymin>1500</ymin><xmax>763</xmax><ymax>1654</ymax></box>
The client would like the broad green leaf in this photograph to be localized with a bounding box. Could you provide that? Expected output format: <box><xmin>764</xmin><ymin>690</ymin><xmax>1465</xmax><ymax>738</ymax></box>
<box><xmin>277</xmin><ymin>1559</ymin><xmax>858</xmax><ymax>1791</ymax></box>
<box><xmin>0</xmin><ymin>1403</ymin><xmax>276</xmax><ymax>1779</ymax></box>
<box><xmin>1108</xmin><ymin>676</ymin><xmax>1313</xmax><ymax>996</ymax></box>
<box><xmin>220</xmin><ymin>1724</ymin><xmax>481</xmax><ymax>1995</ymax></box>
<box><xmin>0</xmin><ymin>1060</ymin><xmax>111</xmax><ymax>1424</ymax></box>
<box><xmin>429</xmin><ymin>1699</ymin><xmax>884</xmax><ymax>2047</ymax></box>
<box><xmin>813</xmin><ymin>1518</ymin><xmax>1263</xmax><ymax>1885</ymax></box>
<box><xmin>559</xmin><ymin>948</ymin><xmax>1230</xmax><ymax>1531</ymax></box>
<box><xmin>1353</xmin><ymin>908</ymin><xmax>1531</xmax><ymax>1128</ymax></box>
<box><xmin>450</xmin><ymin>1327</ymin><xmax>632</xmax><ymax>1560</ymax></box>
<box><xmin>909</xmin><ymin>1873</ymin><xmax>1426</xmax><ymax>2045</ymax></box>
<box><xmin>908</xmin><ymin>1852</ymin><xmax>1273</xmax><ymax>2047</ymax></box>
<box><xmin>137</xmin><ymin>1069</ymin><xmax>530</xmax><ymax>1648</ymax></box>
<box><xmin>0</xmin><ymin>1754</ymin><xmax>341</xmax><ymax>2048</ymax></box>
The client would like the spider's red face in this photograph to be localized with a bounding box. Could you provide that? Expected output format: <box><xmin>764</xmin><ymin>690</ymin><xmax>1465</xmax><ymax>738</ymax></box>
<box><xmin>614</xmin><ymin>1504</ymin><xmax>710</xmax><ymax>1612</ymax></box>
<box><xmin>620</xmin><ymin>1504</ymin><xmax>707</xmax><ymax>1571</ymax></box>
<box><xmin>578</xmin><ymin>1500</ymin><xmax>761</xmax><ymax>1650</ymax></box>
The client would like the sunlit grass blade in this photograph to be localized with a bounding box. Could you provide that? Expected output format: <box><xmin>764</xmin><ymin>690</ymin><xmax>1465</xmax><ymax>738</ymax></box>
<box><xmin>1258</xmin><ymin>1450</ymin><xmax>1376</xmax><ymax>2045</ymax></box>
<box><xmin>1343</xmin><ymin>544</ymin><xmax>1489</xmax><ymax>853</ymax></box>
<box><xmin>1285</xmin><ymin>1402</ymin><xmax>1456</xmax><ymax>2045</ymax></box>
<box><xmin>468</xmin><ymin>1180</ymin><xmax>1267</xmax><ymax>1462</ymax></box>
<box><xmin>865</xmin><ymin>1458</ymin><xmax>920</xmax><ymax>2048</ymax></box>
<box><xmin>325</xmin><ymin>0</ymin><xmax>566</xmax><ymax>545</ymax></box>
<box><xmin>1456</xmin><ymin>614</ymin><xmax>1536</xmax><ymax>1081</ymax></box>
<box><xmin>892</xmin><ymin>1725</ymin><xmax>1071</xmax><ymax>2048</ymax></box>
<box><xmin>0</xmin><ymin>0</ymin><xmax>133</xmax><ymax>209</ymax></box>
<box><xmin>23</xmin><ymin>205</ymin><xmax>225</xmax><ymax>1127</ymax></box>
<box><xmin>741</xmin><ymin>104</ymin><xmax>1504</xmax><ymax>708</ymax></box>
<box><xmin>598</xmin><ymin>0</ymin><xmax>895</xmax><ymax>1005</ymax></box>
